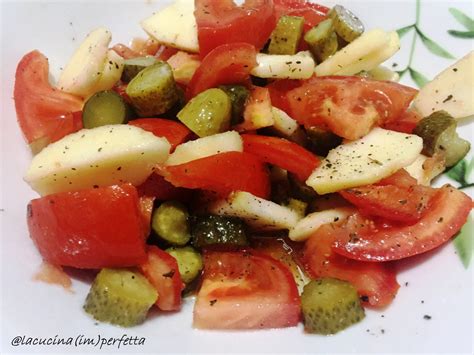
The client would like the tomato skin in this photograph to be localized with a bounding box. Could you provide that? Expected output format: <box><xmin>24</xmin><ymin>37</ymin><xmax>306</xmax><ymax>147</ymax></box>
<box><xmin>137</xmin><ymin>172</ymin><xmax>192</xmax><ymax>202</ymax></box>
<box><xmin>242</xmin><ymin>134</ymin><xmax>320</xmax><ymax>181</ymax></box>
<box><xmin>195</xmin><ymin>0</ymin><xmax>276</xmax><ymax>57</ymax></box>
<box><xmin>303</xmin><ymin>223</ymin><xmax>399</xmax><ymax>308</ymax></box>
<box><xmin>140</xmin><ymin>246</ymin><xmax>184</xmax><ymax>311</ymax></box>
<box><xmin>267</xmin><ymin>79</ymin><xmax>303</xmax><ymax>115</ymax></box>
<box><xmin>333</xmin><ymin>185</ymin><xmax>472</xmax><ymax>262</ymax></box>
<box><xmin>14</xmin><ymin>50</ymin><xmax>84</xmax><ymax>148</ymax></box>
<box><xmin>187</xmin><ymin>43</ymin><xmax>257</xmax><ymax>98</ymax></box>
<box><xmin>27</xmin><ymin>184</ymin><xmax>147</xmax><ymax>269</ymax></box>
<box><xmin>285</xmin><ymin>76</ymin><xmax>418</xmax><ymax>140</ymax></box>
<box><xmin>161</xmin><ymin>151</ymin><xmax>271</xmax><ymax>199</ymax></box>
<box><xmin>128</xmin><ymin>118</ymin><xmax>193</xmax><ymax>151</ymax></box>
<box><xmin>193</xmin><ymin>250</ymin><xmax>301</xmax><ymax>329</ymax></box>
<box><xmin>382</xmin><ymin>110</ymin><xmax>423</xmax><ymax>134</ymax></box>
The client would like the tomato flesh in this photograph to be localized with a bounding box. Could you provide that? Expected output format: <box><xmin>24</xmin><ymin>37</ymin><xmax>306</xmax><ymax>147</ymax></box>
<box><xmin>242</xmin><ymin>134</ymin><xmax>320</xmax><ymax>181</ymax></box>
<box><xmin>137</xmin><ymin>172</ymin><xmax>192</xmax><ymax>202</ymax></box>
<box><xmin>285</xmin><ymin>76</ymin><xmax>418</xmax><ymax>140</ymax></box>
<box><xmin>333</xmin><ymin>185</ymin><xmax>472</xmax><ymax>262</ymax></box>
<box><xmin>140</xmin><ymin>246</ymin><xmax>184</xmax><ymax>311</ymax></box>
<box><xmin>161</xmin><ymin>151</ymin><xmax>270</xmax><ymax>199</ymax></box>
<box><xmin>187</xmin><ymin>43</ymin><xmax>257</xmax><ymax>98</ymax></box>
<box><xmin>193</xmin><ymin>250</ymin><xmax>301</xmax><ymax>329</ymax></box>
<box><xmin>27</xmin><ymin>184</ymin><xmax>147</xmax><ymax>269</ymax></box>
<box><xmin>195</xmin><ymin>0</ymin><xmax>276</xmax><ymax>57</ymax></box>
<box><xmin>14</xmin><ymin>50</ymin><xmax>84</xmax><ymax>149</ymax></box>
<box><xmin>303</xmin><ymin>221</ymin><xmax>399</xmax><ymax>307</ymax></box>
<box><xmin>128</xmin><ymin>118</ymin><xmax>193</xmax><ymax>151</ymax></box>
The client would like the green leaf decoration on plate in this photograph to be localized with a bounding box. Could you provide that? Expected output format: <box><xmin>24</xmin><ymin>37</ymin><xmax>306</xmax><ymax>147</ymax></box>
<box><xmin>408</xmin><ymin>68</ymin><xmax>429</xmax><ymax>88</ymax></box>
<box><xmin>448</xmin><ymin>8</ymin><xmax>474</xmax><ymax>31</ymax></box>
<box><xmin>453</xmin><ymin>214</ymin><xmax>473</xmax><ymax>269</ymax></box>
<box><xmin>446</xmin><ymin>157</ymin><xmax>474</xmax><ymax>190</ymax></box>
<box><xmin>396</xmin><ymin>25</ymin><xmax>414</xmax><ymax>38</ymax></box>
<box><xmin>416</xmin><ymin>28</ymin><xmax>455</xmax><ymax>59</ymax></box>
<box><xmin>447</xmin><ymin>30</ymin><xmax>474</xmax><ymax>39</ymax></box>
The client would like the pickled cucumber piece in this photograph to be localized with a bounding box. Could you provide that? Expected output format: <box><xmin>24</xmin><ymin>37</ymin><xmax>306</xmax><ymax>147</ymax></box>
<box><xmin>316</xmin><ymin>32</ymin><xmax>339</xmax><ymax>62</ymax></box>
<box><xmin>177</xmin><ymin>88</ymin><xmax>231</xmax><ymax>137</ymax></box>
<box><xmin>83</xmin><ymin>268</ymin><xmax>158</xmax><ymax>327</ymax></box>
<box><xmin>288</xmin><ymin>173</ymin><xmax>318</xmax><ymax>203</ymax></box>
<box><xmin>152</xmin><ymin>201</ymin><xmax>191</xmax><ymax>246</ymax></box>
<box><xmin>304</xmin><ymin>19</ymin><xmax>334</xmax><ymax>47</ymax></box>
<box><xmin>166</xmin><ymin>246</ymin><xmax>203</xmax><ymax>284</ymax></box>
<box><xmin>126</xmin><ymin>61</ymin><xmax>179</xmax><ymax>117</ymax></box>
<box><xmin>328</xmin><ymin>5</ymin><xmax>364</xmax><ymax>42</ymax></box>
<box><xmin>191</xmin><ymin>215</ymin><xmax>248</xmax><ymax>249</ymax></box>
<box><xmin>305</xmin><ymin>126</ymin><xmax>343</xmax><ymax>156</ymax></box>
<box><xmin>268</xmin><ymin>16</ymin><xmax>305</xmax><ymax>55</ymax></box>
<box><xmin>219</xmin><ymin>85</ymin><xmax>249</xmax><ymax>125</ymax></box>
<box><xmin>121</xmin><ymin>56</ymin><xmax>157</xmax><ymax>83</ymax></box>
<box><xmin>413</xmin><ymin>111</ymin><xmax>470</xmax><ymax>167</ymax></box>
<box><xmin>301</xmin><ymin>278</ymin><xmax>365</xmax><ymax>334</ymax></box>
<box><xmin>82</xmin><ymin>90</ymin><xmax>132</xmax><ymax>128</ymax></box>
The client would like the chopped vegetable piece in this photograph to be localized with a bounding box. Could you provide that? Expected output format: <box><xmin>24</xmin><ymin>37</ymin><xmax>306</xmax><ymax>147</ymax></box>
<box><xmin>251</xmin><ymin>52</ymin><xmax>315</xmax><ymax>80</ymax></box>
<box><xmin>288</xmin><ymin>173</ymin><xmax>318</xmax><ymax>203</ymax></box>
<box><xmin>137</xmin><ymin>172</ymin><xmax>191</xmax><ymax>202</ymax></box>
<box><xmin>187</xmin><ymin>43</ymin><xmax>257</xmax><ymax>98</ymax></box>
<box><xmin>167</xmin><ymin>51</ymin><xmax>201</xmax><ymax>85</ymax></box>
<box><xmin>303</xmin><ymin>221</ymin><xmax>400</xmax><ymax>308</ymax></box>
<box><xmin>333</xmin><ymin>185</ymin><xmax>472</xmax><ymax>262</ymax></box>
<box><xmin>305</xmin><ymin>126</ymin><xmax>343</xmax><ymax>157</ymax></box>
<box><xmin>301</xmin><ymin>278</ymin><xmax>365</xmax><ymax>334</ymax></box>
<box><xmin>219</xmin><ymin>85</ymin><xmax>250</xmax><ymax>125</ymax></box>
<box><xmin>128</xmin><ymin>118</ymin><xmax>192</xmax><ymax>152</ymax></box>
<box><xmin>271</xmin><ymin>106</ymin><xmax>299</xmax><ymax>137</ymax></box>
<box><xmin>84</xmin><ymin>268</ymin><xmax>158</xmax><ymax>327</ymax></box>
<box><xmin>161</xmin><ymin>151</ymin><xmax>270</xmax><ymax>199</ymax></box>
<box><xmin>82</xmin><ymin>90</ymin><xmax>132</xmax><ymax>128</ymax></box>
<box><xmin>194</xmin><ymin>0</ymin><xmax>275</xmax><ymax>57</ymax></box>
<box><xmin>274</xmin><ymin>0</ymin><xmax>329</xmax><ymax>35</ymax></box>
<box><xmin>14</xmin><ymin>51</ymin><xmax>84</xmax><ymax>152</ymax></box>
<box><xmin>166</xmin><ymin>131</ymin><xmax>243</xmax><ymax>166</ymax></box>
<box><xmin>242</xmin><ymin>134</ymin><xmax>320</xmax><ymax>182</ymax></box>
<box><xmin>193</xmin><ymin>250</ymin><xmax>300</xmax><ymax>329</ymax></box>
<box><xmin>27</xmin><ymin>184</ymin><xmax>147</xmax><ymax>269</ymax></box>
<box><xmin>192</xmin><ymin>215</ymin><xmax>248</xmax><ymax>249</ymax></box>
<box><xmin>237</xmin><ymin>87</ymin><xmax>274</xmax><ymax>131</ymax></box>
<box><xmin>140</xmin><ymin>246</ymin><xmax>185</xmax><ymax>311</ymax></box>
<box><xmin>268</xmin><ymin>15</ymin><xmax>305</xmax><ymax>55</ymax></box>
<box><xmin>328</xmin><ymin>5</ymin><xmax>364</xmax><ymax>42</ymax></box>
<box><xmin>166</xmin><ymin>246</ymin><xmax>203</xmax><ymax>284</ymax></box>
<box><xmin>177</xmin><ymin>88</ymin><xmax>231</xmax><ymax>137</ymax></box>
<box><xmin>152</xmin><ymin>201</ymin><xmax>191</xmax><ymax>246</ymax></box>
<box><xmin>121</xmin><ymin>56</ymin><xmax>157</xmax><ymax>82</ymax></box>
<box><xmin>24</xmin><ymin>125</ymin><xmax>170</xmax><ymax>196</ymax></box>
<box><xmin>304</xmin><ymin>18</ymin><xmax>334</xmax><ymax>47</ymax></box>
<box><xmin>413</xmin><ymin>111</ymin><xmax>470</xmax><ymax>167</ymax></box>
<box><xmin>126</xmin><ymin>61</ymin><xmax>179</xmax><ymax>117</ymax></box>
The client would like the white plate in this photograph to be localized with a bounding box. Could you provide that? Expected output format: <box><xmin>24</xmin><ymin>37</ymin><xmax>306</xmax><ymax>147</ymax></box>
<box><xmin>1</xmin><ymin>1</ymin><xmax>472</xmax><ymax>354</ymax></box>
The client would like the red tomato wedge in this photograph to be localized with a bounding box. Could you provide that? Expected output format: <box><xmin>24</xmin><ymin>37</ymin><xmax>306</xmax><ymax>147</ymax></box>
<box><xmin>274</xmin><ymin>0</ymin><xmax>329</xmax><ymax>33</ymax></box>
<box><xmin>14</xmin><ymin>50</ymin><xmax>84</xmax><ymax>150</ymax></box>
<box><xmin>303</xmin><ymin>223</ymin><xmax>399</xmax><ymax>308</ymax></box>
<box><xmin>333</xmin><ymin>185</ymin><xmax>472</xmax><ymax>262</ymax></box>
<box><xmin>137</xmin><ymin>172</ymin><xmax>192</xmax><ymax>202</ymax></box>
<box><xmin>187</xmin><ymin>43</ymin><xmax>257</xmax><ymax>98</ymax></box>
<box><xmin>27</xmin><ymin>184</ymin><xmax>147</xmax><ymax>269</ymax></box>
<box><xmin>340</xmin><ymin>170</ymin><xmax>436</xmax><ymax>224</ymax></box>
<box><xmin>193</xmin><ymin>250</ymin><xmax>301</xmax><ymax>329</ymax></box>
<box><xmin>138</xmin><ymin>196</ymin><xmax>155</xmax><ymax>237</ymax></box>
<box><xmin>284</xmin><ymin>76</ymin><xmax>418</xmax><ymax>140</ymax></box>
<box><xmin>129</xmin><ymin>118</ymin><xmax>192</xmax><ymax>151</ymax></box>
<box><xmin>382</xmin><ymin>109</ymin><xmax>423</xmax><ymax>134</ymax></box>
<box><xmin>160</xmin><ymin>151</ymin><xmax>270</xmax><ymax>199</ymax></box>
<box><xmin>242</xmin><ymin>134</ymin><xmax>320</xmax><ymax>181</ymax></box>
<box><xmin>140</xmin><ymin>246</ymin><xmax>184</xmax><ymax>311</ymax></box>
<box><xmin>195</xmin><ymin>0</ymin><xmax>276</xmax><ymax>57</ymax></box>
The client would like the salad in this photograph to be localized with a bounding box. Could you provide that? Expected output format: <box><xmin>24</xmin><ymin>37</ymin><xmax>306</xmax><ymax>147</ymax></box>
<box><xmin>13</xmin><ymin>0</ymin><xmax>473</xmax><ymax>335</ymax></box>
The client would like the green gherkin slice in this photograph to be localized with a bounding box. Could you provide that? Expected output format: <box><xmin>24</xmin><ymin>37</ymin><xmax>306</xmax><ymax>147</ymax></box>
<box><xmin>121</xmin><ymin>56</ymin><xmax>158</xmax><ymax>83</ymax></box>
<box><xmin>219</xmin><ymin>85</ymin><xmax>249</xmax><ymax>125</ymax></box>
<box><xmin>268</xmin><ymin>15</ymin><xmax>305</xmax><ymax>55</ymax></box>
<box><xmin>413</xmin><ymin>110</ymin><xmax>470</xmax><ymax>167</ymax></box>
<box><xmin>82</xmin><ymin>90</ymin><xmax>132</xmax><ymax>129</ymax></box>
<box><xmin>166</xmin><ymin>246</ymin><xmax>203</xmax><ymax>284</ymax></box>
<box><xmin>126</xmin><ymin>61</ymin><xmax>179</xmax><ymax>117</ymax></box>
<box><xmin>328</xmin><ymin>5</ymin><xmax>364</xmax><ymax>43</ymax></box>
<box><xmin>304</xmin><ymin>18</ymin><xmax>334</xmax><ymax>47</ymax></box>
<box><xmin>177</xmin><ymin>88</ymin><xmax>231</xmax><ymax>137</ymax></box>
<box><xmin>301</xmin><ymin>278</ymin><xmax>365</xmax><ymax>335</ymax></box>
<box><xmin>191</xmin><ymin>215</ymin><xmax>248</xmax><ymax>249</ymax></box>
<box><xmin>84</xmin><ymin>269</ymin><xmax>158</xmax><ymax>327</ymax></box>
<box><xmin>152</xmin><ymin>201</ymin><xmax>191</xmax><ymax>246</ymax></box>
